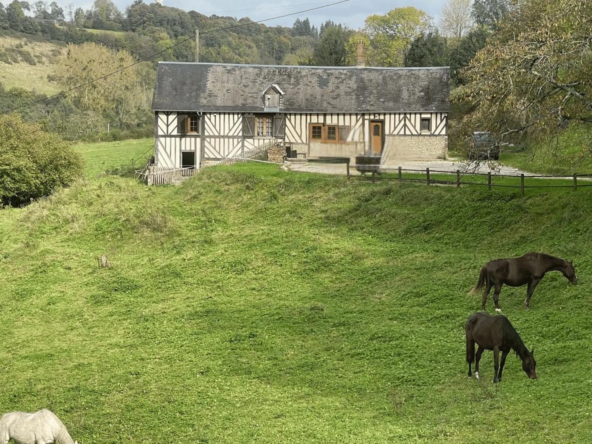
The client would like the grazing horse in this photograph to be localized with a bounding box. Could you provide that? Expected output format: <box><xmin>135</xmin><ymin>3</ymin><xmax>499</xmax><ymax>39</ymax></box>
<box><xmin>465</xmin><ymin>312</ymin><xmax>537</xmax><ymax>383</ymax></box>
<box><xmin>470</xmin><ymin>252</ymin><xmax>577</xmax><ymax>311</ymax></box>
<box><xmin>0</xmin><ymin>409</ymin><xmax>77</xmax><ymax>444</ymax></box>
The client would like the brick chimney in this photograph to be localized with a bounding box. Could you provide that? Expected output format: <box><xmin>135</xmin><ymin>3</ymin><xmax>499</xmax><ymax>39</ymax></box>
<box><xmin>356</xmin><ymin>40</ymin><xmax>366</xmax><ymax>67</ymax></box>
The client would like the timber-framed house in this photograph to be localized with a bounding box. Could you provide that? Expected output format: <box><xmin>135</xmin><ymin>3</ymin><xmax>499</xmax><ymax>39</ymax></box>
<box><xmin>151</xmin><ymin>61</ymin><xmax>450</xmax><ymax>170</ymax></box>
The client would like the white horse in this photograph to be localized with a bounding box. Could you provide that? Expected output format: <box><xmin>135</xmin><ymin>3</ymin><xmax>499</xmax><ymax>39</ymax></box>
<box><xmin>0</xmin><ymin>409</ymin><xmax>78</xmax><ymax>444</ymax></box>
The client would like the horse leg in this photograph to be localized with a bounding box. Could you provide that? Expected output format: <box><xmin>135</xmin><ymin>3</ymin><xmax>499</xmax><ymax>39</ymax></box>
<box><xmin>493</xmin><ymin>283</ymin><xmax>503</xmax><ymax>312</ymax></box>
<box><xmin>481</xmin><ymin>284</ymin><xmax>493</xmax><ymax>311</ymax></box>
<box><xmin>467</xmin><ymin>339</ymin><xmax>475</xmax><ymax>378</ymax></box>
<box><xmin>493</xmin><ymin>346</ymin><xmax>500</xmax><ymax>383</ymax></box>
<box><xmin>475</xmin><ymin>346</ymin><xmax>484</xmax><ymax>380</ymax></box>
<box><xmin>525</xmin><ymin>279</ymin><xmax>541</xmax><ymax>309</ymax></box>
<box><xmin>498</xmin><ymin>350</ymin><xmax>510</xmax><ymax>382</ymax></box>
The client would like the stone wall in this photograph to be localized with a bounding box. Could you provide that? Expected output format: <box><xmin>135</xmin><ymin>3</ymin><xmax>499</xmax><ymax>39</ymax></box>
<box><xmin>381</xmin><ymin>136</ymin><xmax>447</xmax><ymax>166</ymax></box>
<box><xmin>268</xmin><ymin>146</ymin><xmax>285</xmax><ymax>163</ymax></box>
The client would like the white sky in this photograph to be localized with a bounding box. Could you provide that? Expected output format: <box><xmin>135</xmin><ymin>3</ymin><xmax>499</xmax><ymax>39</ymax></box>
<box><xmin>83</xmin><ymin>0</ymin><xmax>450</xmax><ymax>31</ymax></box>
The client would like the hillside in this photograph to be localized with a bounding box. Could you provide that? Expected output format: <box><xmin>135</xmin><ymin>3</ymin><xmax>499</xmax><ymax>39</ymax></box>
<box><xmin>0</xmin><ymin>35</ymin><xmax>64</xmax><ymax>95</ymax></box>
<box><xmin>0</xmin><ymin>141</ymin><xmax>591</xmax><ymax>442</ymax></box>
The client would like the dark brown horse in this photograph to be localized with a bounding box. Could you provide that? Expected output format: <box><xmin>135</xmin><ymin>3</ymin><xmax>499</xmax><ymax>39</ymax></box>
<box><xmin>465</xmin><ymin>312</ymin><xmax>537</xmax><ymax>383</ymax></box>
<box><xmin>470</xmin><ymin>252</ymin><xmax>577</xmax><ymax>311</ymax></box>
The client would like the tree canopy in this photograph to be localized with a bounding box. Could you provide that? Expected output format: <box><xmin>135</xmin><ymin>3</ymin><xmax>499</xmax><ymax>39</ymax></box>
<box><xmin>355</xmin><ymin>7</ymin><xmax>433</xmax><ymax>67</ymax></box>
<box><xmin>460</xmin><ymin>0</ymin><xmax>592</xmax><ymax>141</ymax></box>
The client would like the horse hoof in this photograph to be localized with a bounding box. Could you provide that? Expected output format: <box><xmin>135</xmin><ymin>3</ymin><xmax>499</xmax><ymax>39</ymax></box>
<box><xmin>475</xmin><ymin>372</ymin><xmax>480</xmax><ymax>380</ymax></box>
<box><xmin>495</xmin><ymin>308</ymin><xmax>502</xmax><ymax>313</ymax></box>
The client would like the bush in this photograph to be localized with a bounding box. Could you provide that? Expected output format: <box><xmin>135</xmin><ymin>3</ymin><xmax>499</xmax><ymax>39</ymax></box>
<box><xmin>0</xmin><ymin>114</ymin><xmax>84</xmax><ymax>206</ymax></box>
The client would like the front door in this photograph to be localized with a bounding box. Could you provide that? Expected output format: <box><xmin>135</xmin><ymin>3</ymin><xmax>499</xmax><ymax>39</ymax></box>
<box><xmin>370</xmin><ymin>121</ymin><xmax>383</xmax><ymax>155</ymax></box>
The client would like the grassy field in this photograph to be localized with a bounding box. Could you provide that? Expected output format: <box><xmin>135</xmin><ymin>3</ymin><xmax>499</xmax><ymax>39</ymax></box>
<box><xmin>0</xmin><ymin>36</ymin><xmax>64</xmax><ymax>95</ymax></box>
<box><xmin>84</xmin><ymin>28</ymin><xmax>126</xmax><ymax>37</ymax></box>
<box><xmin>0</xmin><ymin>140</ymin><xmax>591</xmax><ymax>443</ymax></box>
<box><xmin>73</xmin><ymin>138</ymin><xmax>154</xmax><ymax>178</ymax></box>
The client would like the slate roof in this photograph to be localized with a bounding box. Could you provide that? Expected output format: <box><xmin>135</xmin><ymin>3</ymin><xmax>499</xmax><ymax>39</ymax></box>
<box><xmin>151</xmin><ymin>62</ymin><xmax>450</xmax><ymax>114</ymax></box>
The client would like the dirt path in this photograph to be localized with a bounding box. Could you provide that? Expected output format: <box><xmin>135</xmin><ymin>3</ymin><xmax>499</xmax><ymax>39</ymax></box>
<box><xmin>286</xmin><ymin>158</ymin><xmax>534</xmax><ymax>177</ymax></box>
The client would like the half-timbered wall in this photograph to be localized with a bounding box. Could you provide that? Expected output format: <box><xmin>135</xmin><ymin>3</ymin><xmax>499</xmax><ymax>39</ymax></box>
<box><xmin>153</xmin><ymin>111</ymin><xmax>449</xmax><ymax>169</ymax></box>
<box><xmin>155</xmin><ymin>112</ymin><xmax>202</xmax><ymax>169</ymax></box>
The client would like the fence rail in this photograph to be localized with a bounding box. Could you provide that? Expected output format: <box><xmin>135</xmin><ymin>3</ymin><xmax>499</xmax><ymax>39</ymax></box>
<box><xmin>136</xmin><ymin>167</ymin><xmax>196</xmax><ymax>185</ymax></box>
<box><xmin>350</xmin><ymin>166</ymin><xmax>592</xmax><ymax>195</ymax></box>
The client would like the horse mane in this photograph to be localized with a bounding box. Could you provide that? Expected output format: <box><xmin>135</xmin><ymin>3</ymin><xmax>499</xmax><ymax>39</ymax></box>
<box><xmin>502</xmin><ymin>318</ymin><xmax>529</xmax><ymax>358</ymax></box>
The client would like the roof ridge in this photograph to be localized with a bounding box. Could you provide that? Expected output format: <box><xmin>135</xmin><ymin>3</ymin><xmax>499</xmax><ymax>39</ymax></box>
<box><xmin>158</xmin><ymin>61</ymin><xmax>451</xmax><ymax>71</ymax></box>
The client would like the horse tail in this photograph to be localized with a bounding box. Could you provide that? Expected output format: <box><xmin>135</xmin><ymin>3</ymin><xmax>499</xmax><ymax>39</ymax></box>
<box><xmin>469</xmin><ymin>265</ymin><xmax>488</xmax><ymax>295</ymax></box>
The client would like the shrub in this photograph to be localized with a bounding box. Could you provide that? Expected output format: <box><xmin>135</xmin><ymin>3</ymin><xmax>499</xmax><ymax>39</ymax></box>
<box><xmin>0</xmin><ymin>114</ymin><xmax>84</xmax><ymax>206</ymax></box>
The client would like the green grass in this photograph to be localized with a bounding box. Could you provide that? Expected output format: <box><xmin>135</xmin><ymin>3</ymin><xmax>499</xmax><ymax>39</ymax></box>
<box><xmin>0</xmin><ymin>35</ymin><xmax>64</xmax><ymax>95</ymax></box>
<box><xmin>500</xmin><ymin>123</ymin><xmax>592</xmax><ymax>175</ymax></box>
<box><xmin>73</xmin><ymin>138</ymin><xmax>154</xmax><ymax>178</ymax></box>
<box><xmin>1</xmin><ymin>142</ymin><xmax>592</xmax><ymax>443</ymax></box>
<box><xmin>84</xmin><ymin>28</ymin><xmax>126</xmax><ymax>37</ymax></box>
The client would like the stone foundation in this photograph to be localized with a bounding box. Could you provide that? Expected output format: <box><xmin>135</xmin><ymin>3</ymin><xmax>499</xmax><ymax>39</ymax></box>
<box><xmin>381</xmin><ymin>136</ymin><xmax>447</xmax><ymax>166</ymax></box>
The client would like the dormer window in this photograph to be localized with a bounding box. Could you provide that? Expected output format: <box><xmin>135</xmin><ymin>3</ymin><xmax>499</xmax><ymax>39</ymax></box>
<box><xmin>262</xmin><ymin>84</ymin><xmax>284</xmax><ymax>111</ymax></box>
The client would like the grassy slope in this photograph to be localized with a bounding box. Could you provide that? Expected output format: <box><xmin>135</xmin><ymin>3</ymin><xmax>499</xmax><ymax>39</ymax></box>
<box><xmin>0</xmin><ymin>36</ymin><xmax>64</xmax><ymax>95</ymax></box>
<box><xmin>0</xmin><ymin>141</ymin><xmax>591</xmax><ymax>443</ymax></box>
<box><xmin>498</xmin><ymin>123</ymin><xmax>592</xmax><ymax>175</ymax></box>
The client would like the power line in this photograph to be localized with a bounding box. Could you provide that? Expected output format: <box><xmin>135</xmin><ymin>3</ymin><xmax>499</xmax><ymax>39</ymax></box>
<box><xmin>3</xmin><ymin>0</ymin><xmax>349</xmax><ymax>115</ymax></box>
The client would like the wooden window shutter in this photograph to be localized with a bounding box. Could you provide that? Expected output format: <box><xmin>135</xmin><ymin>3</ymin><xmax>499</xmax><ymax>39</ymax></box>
<box><xmin>273</xmin><ymin>114</ymin><xmax>285</xmax><ymax>138</ymax></box>
<box><xmin>339</xmin><ymin>126</ymin><xmax>350</xmax><ymax>142</ymax></box>
<box><xmin>177</xmin><ymin>114</ymin><xmax>188</xmax><ymax>134</ymax></box>
<box><xmin>243</xmin><ymin>114</ymin><xmax>255</xmax><ymax>138</ymax></box>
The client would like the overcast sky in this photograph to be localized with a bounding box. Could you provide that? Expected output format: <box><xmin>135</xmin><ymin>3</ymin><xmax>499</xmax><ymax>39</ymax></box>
<box><xmin>103</xmin><ymin>0</ymin><xmax>449</xmax><ymax>30</ymax></box>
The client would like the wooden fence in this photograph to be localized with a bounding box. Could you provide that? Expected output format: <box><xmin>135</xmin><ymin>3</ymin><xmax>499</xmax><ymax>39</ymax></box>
<box><xmin>136</xmin><ymin>167</ymin><xmax>196</xmax><ymax>185</ymax></box>
<box><xmin>354</xmin><ymin>167</ymin><xmax>592</xmax><ymax>195</ymax></box>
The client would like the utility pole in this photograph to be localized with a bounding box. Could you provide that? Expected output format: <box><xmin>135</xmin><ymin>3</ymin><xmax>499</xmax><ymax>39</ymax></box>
<box><xmin>195</xmin><ymin>29</ymin><xmax>199</xmax><ymax>62</ymax></box>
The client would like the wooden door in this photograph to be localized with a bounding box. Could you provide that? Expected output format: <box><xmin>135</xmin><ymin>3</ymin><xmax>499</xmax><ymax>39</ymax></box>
<box><xmin>371</xmin><ymin>121</ymin><xmax>383</xmax><ymax>155</ymax></box>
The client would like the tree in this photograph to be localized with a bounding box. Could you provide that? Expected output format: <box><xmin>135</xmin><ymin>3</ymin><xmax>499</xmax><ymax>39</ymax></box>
<box><xmin>313</xmin><ymin>24</ymin><xmax>350</xmax><ymax>66</ymax></box>
<box><xmin>405</xmin><ymin>32</ymin><xmax>449</xmax><ymax>67</ymax></box>
<box><xmin>32</xmin><ymin>0</ymin><xmax>48</xmax><ymax>18</ymax></box>
<box><xmin>460</xmin><ymin>0</ymin><xmax>592</xmax><ymax>143</ymax></box>
<box><xmin>471</xmin><ymin>0</ymin><xmax>513</xmax><ymax>29</ymax></box>
<box><xmin>7</xmin><ymin>0</ymin><xmax>25</xmax><ymax>31</ymax></box>
<box><xmin>360</xmin><ymin>7</ymin><xmax>433</xmax><ymax>67</ymax></box>
<box><xmin>73</xmin><ymin>6</ymin><xmax>84</xmax><ymax>27</ymax></box>
<box><xmin>48</xmin><ymin>1</ymin><xmax>63</xmax><ymax>21</ymax></box>
<box><xmin>55</xmin><ymin>43</ymin><xmax>145</xmax><ymax>128</ymax></box>
<box><xmin>0</xmin><ymin>114</ymin><xmax>83</xmax><ymax>206</ymax></box>
<box><xmin>292</xmin><ymin>18</ymin><xmax>316</xmax><ymax>38</ymax></box>
<box><xmin>449</xmin><ymin>26</ymin><xmax>489</xmax><ymax>84</ymax></box>
<box><xmin>0</xmin><ymin>3</ymin><xmax>9</xmax><ymax>29</ymax></box>
<box><xmin>440</xmin><ymin>0</ymin><xmax>473</xmax><ymax>38</ymax></box>
<box><xmin>65</xmin><ymin>2</ymin><xmax>73</xmax><ymax>22</ymax></box>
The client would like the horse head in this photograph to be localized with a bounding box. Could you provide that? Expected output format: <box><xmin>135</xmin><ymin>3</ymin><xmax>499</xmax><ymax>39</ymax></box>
<box><xmin>521</xmin><ymin>348</ymin><xmax>537</xmax><ymax>379</ymax></box>
<box><xmin>563</xmin><ymin>260</ymin><xmax>577</xmax><ymax>284</ymax></box>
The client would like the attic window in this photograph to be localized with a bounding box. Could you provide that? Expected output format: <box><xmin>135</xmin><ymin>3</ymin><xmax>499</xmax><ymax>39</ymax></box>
<box><xmin>263</xmin><ymin>85</ymin><xmax>283</xmax><ymax>110</ymax></box>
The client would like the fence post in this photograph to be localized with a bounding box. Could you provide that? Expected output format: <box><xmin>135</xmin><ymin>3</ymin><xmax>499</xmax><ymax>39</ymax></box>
<box><xmin>488</xmin><ymin>171</ymin><xmax>492</xmax><ymax>190</ymax></box>
<box><xmin>456</xmin><ymin>170</ymin><xmax>461</xmax><ymax>188</ymax></box>
<box><xmin>346</xmin><ymin>159</ymin><xmax>350</xmax><ymax>180</ymax></box>
<box><xmin>520</xmin><ymin>174</ymin><xmax>525</xmax><ymax>197</ymax></box>
<box><xmin>573</xmin><ymin>173</ymin><xmax>577</xmax><ymax>191</ymax></box>
<box><xmin>426</xmin><ymin>168</ymin><xmax>430</xmax><ymax>186</ymax></box>
<box><xmin>398</xmin><ymin>166</ymin><xmax>402</xmax><ymax>182</ymax></box>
